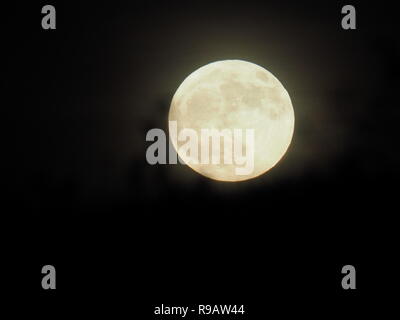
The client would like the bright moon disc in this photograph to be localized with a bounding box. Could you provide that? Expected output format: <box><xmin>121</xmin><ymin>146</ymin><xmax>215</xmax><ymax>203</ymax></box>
<box><xmin>169</xmin><ymin>60</ymin><xmax>294</xmax><ymax>182</ymax></box>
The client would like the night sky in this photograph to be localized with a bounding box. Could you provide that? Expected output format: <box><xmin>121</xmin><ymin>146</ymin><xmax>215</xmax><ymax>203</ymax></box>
<box><xmin>3</xmin><ymin>0</ymin><xmax>398</xmax><ymax>316</ymax></box>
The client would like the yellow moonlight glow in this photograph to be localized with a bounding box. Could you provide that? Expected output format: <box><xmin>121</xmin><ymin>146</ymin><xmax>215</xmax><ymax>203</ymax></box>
<box><xmin>169</xmin><ymin>60</ymin><xmax>294</xmax><ymax>182</ymax></box>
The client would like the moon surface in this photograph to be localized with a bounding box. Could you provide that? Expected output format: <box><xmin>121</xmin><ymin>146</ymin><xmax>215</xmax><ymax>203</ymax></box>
<box><xmin>169</xmin><ymin>60</ymin><xmax>294</xmax><ymax>182</ymax></box>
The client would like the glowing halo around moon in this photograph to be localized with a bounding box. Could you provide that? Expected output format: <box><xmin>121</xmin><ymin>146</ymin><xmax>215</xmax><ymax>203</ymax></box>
<box><xmin>168</xmin><ymin>60</ymin><xmax>295</xmax><ymax>182</ymax></box>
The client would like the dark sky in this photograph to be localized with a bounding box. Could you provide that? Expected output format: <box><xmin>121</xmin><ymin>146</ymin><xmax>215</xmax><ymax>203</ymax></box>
<box><xmin>3</xmin><ymin>0</ymin><xmax>399</xmax><ymax>314</ymax></box>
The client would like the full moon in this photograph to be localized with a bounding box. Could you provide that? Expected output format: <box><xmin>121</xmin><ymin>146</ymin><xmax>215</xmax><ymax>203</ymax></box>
<box><xmin>169</xmin><ymin>60</ymin><xmax>294</xmax><ymax>182</ymax></box>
